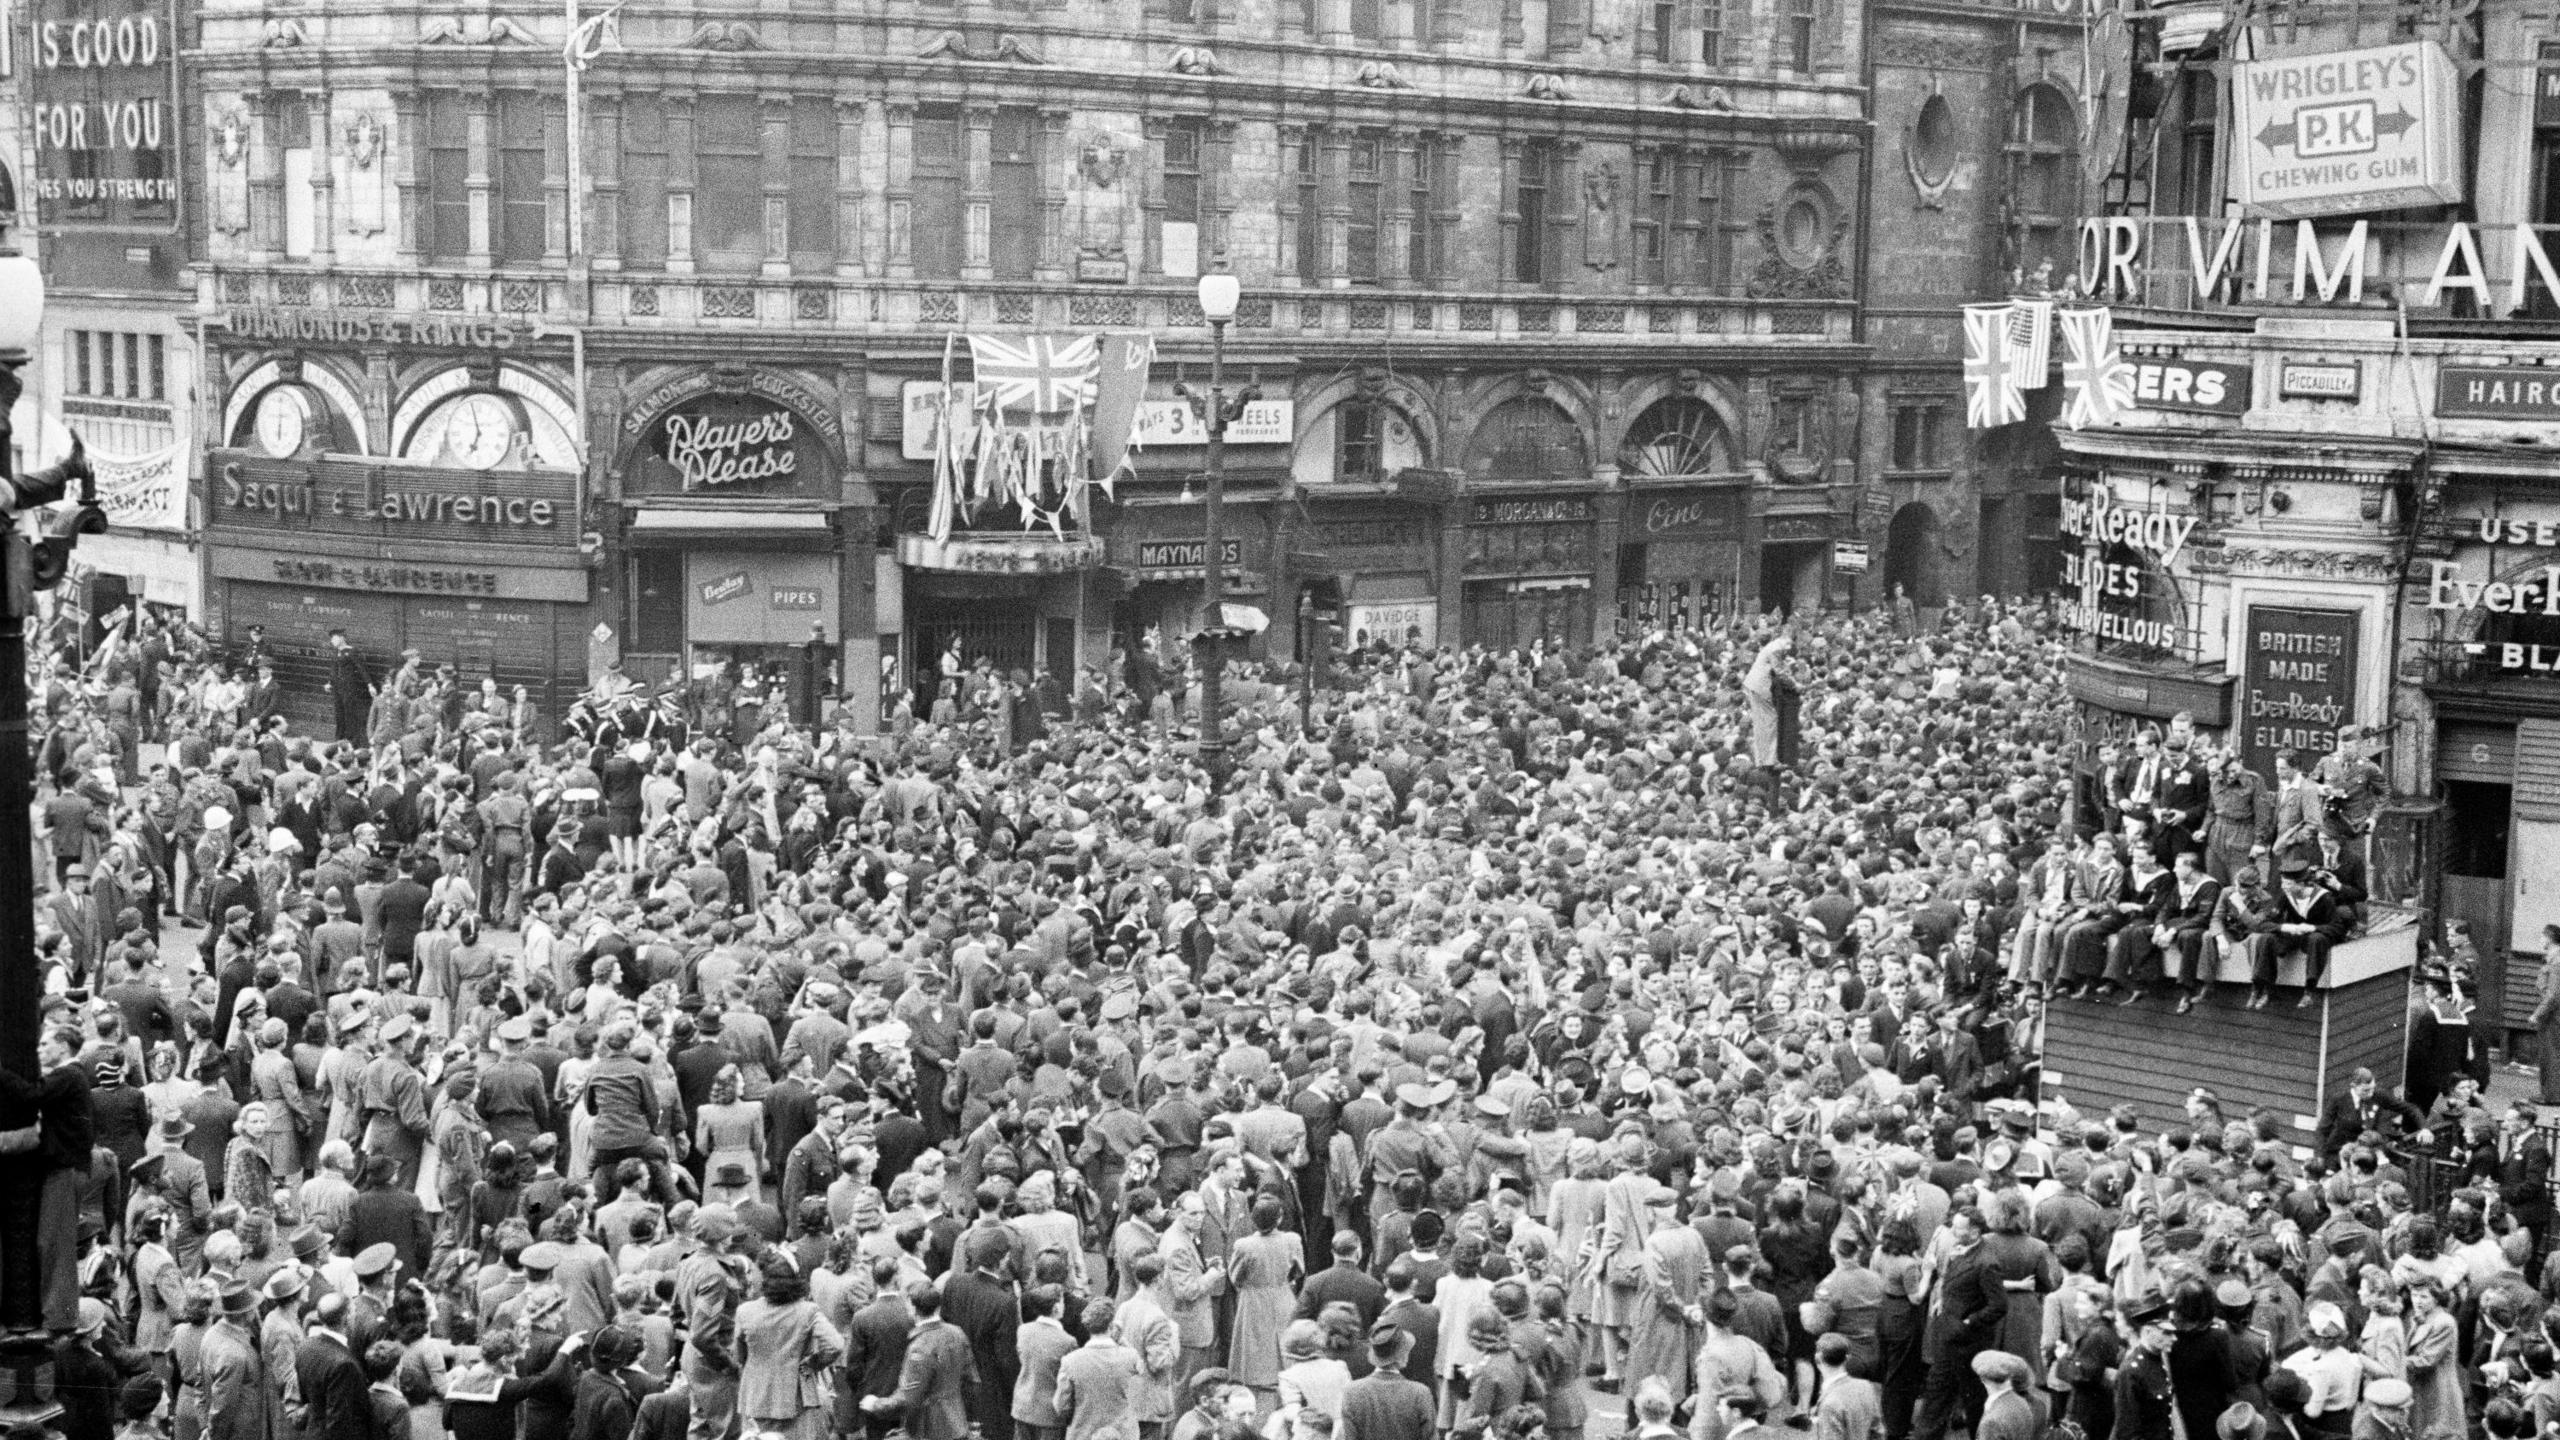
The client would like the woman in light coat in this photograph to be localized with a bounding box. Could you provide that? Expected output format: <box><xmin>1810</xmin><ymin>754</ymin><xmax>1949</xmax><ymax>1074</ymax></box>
<box><xmin>735</xmin><ymin>1251</ymin><xmax>846</xmax><ymax>1440</ymax></box>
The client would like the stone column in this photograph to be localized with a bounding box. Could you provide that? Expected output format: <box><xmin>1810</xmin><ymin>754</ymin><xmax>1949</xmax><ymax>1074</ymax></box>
<box><xmin>963</xmin><ymin>103</ymin><xmax>995</xmax><ymax>278</ymax></box>
<box><xmin>1039</xmin><ymin>108</ymin><xmax>1071</xmax><ymax>281</ymax></box>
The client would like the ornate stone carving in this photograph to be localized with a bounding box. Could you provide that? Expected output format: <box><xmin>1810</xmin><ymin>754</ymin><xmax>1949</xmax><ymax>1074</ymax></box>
<box><xmin>421</xmin><ymin>14</ymin><xmax>538</xmax><ymax>44</ymax></box>
<box><xmin>1665</xmin><ymin>84</ymin><xmax>1741</xmax><ymax>112</ymax></box>
<box><xmin>211</xmin><ymin>107</ymin><xmax>250</xmax><ymax>237</ymax></box>
<box><xmin>1746</xmin><ymin>205</ymin><xmax>1852</xmax><ymax>300</ymax></box>
<box><xmin>2185</xmin><ymin>545</ymin><xmax>2400</xmax><ymax>579</ymax></box>
<box><xmin>681</xmin><ymin>21</ymin><xmax>766</xmax><ymax>50</ymax></box>
<box><xmin>1524</xmin><ymin>72</ymin><xmax>1570</xmax><ymax>99</ymax></box>
<box><xmin>1874</xmin><ymin>30</ymin><xmax>1999</xmax><ymax>69</ymax></box>
<box><xmin>1167</xmin><ymin>46</ymin><xmax>1228</xmax><ymax>75</ymax></box>
<box><xmin>1354</xmin><ymin>61</ymin><xmax>1412</xmax><ymax>88</ymax></box>
<box><xmin>916</xmin><ymin>31</ymin><xmax>1050</xmax><ymax>63</ymax></box>
<box><xmin>258</xmin><ymin>18</ymin><xmax>309</xmax><ymax>47</ymax></box>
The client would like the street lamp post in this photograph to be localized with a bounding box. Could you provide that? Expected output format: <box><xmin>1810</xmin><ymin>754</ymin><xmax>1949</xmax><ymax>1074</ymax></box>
<box><xmin>1174</xmin><ymin>272</ymin><xmax>1257</xmax><ymax>786</ymax></box>
<box><xmin>0</xmin><ymin>234</ymin><xmax>99</xmax><ymax>1428</ymax></box>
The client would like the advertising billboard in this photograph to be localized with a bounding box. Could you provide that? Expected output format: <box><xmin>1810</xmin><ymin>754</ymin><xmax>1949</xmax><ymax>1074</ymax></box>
<box><xmin>2239</xmin><ymin>605</ymin><xmax>2360</xmax><ymax>781</ymax></box>
<box><xmin>23</xmin><ymin>0</ymin><xmax>180</xmax><ymax>229</ymax></box>
<box><xmin>2229</xmin><ymin>41</ymin><xmax>2463</xmax><ymax>219</ymax></box>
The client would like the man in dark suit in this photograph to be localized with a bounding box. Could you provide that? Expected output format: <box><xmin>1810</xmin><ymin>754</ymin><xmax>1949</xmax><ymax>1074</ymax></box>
<box><xmin>1915</xmin><ymin>1208</ymin><xmax>2003</xmax><ymax>1440</ymax></box>
<box><xmin>863</xmin><ymin>1281</ymin><xmax>977</xmax><ymax>1440</ymax></box>
<box><xmin>1339</xmin><ymin>1320</ymin><xmax>1435</xmax><ymax>1440</ymax></box>
<box><xmin>1898</xmin><ymin>1005</ymin><xmax>1983</xmax><ymax>1103</ymax></box>
<box><xmin>2498</xmin><ymin>1104</ymin><xmax>2553</xmax><ymax>1240</ymax></box>
<box><xmin>2149</xmin><ymin>851</ymin><xmax>2223</xmax><ymax>1013</ymax></box>
<box><xmin>1294</xmin><ymin>1230</ymin><xmax>1387</xmax><ymax>1328</ymax></box>
<box><xmin>326</xmin><ymin>631</ymin><xmax>371</xmax><ymax>743</ymax></box>
<box><xmin>846</xmin><ymin>1258</ymin><xmax>916</xmax><ymax>1440</ymax></box>
<box><xmin>295</xmin><ymin>1292</ymin><xmax>378</xmax><ymax>1440</ymax></box>
<box><xmin>2314</xmin><ymin>1067</ymin><xmax>2423</xmax><ymax>1160</ymax></box>
<box><xmin>940</xmin><ymin>1232</ymin><xmax>1021</xmax><ymax>1440</ymax></box>
<box><xmin>2151</xmin><ymin>736</ymin><xmax>2212</xmax><ymax>864</ymax></box>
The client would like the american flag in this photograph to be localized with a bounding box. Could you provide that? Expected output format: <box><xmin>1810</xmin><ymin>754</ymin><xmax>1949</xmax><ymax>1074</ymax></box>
<box><xmin>967</xmin><ymin>335</ymin><xmax>1101</xmax><ymax>414</ymax></box>
<box><xmin>2057</xmin><ymin>306</ymin><xmax>2134</xmax><ymax>429</ymax></box>
<box><xmin>2004</xmin><ymin>300</ymin><xmax>2052</xmax><ymax>390</ymax></box>
<box><xmin>1963</xmin><ymin>304</ymin><xmax>2024</xmax><ymax>429</ymax></box>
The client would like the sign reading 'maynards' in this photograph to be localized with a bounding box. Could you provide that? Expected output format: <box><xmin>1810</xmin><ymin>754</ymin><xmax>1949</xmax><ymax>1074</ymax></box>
<box><xmin>25</xmin><ymin>0</ymin><xmax>180</xmax><ymax>229</ymax></box>
<box><xmin>2229</xmin><ymin>41</ymin><xmax>2464</xmax><ymax>218</ymax></box>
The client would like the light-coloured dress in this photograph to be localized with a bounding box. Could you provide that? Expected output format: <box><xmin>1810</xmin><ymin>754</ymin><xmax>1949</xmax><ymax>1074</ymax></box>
<box><xmin>1225</xmin><ymin>1229</ymin><xmax>1303</xmax><ymax>1387</ymax></box>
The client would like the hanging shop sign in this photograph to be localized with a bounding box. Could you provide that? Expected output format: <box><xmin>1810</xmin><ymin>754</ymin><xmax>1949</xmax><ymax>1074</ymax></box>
<box><xmin>2228</xmin><ymin>41</ymin><xmax>2464</xmax><ymax>219</ymax></box>
<box><xmin>24</xmin><ymin>0</ymin><xmax>179</xmax><ymax>229</ymax></box>
<box><xmin>628</xmin><ymin>391</ymin><xmax>834</xmax><ymax>497</ymax></box>
<box><xmin>2239</xmin><ymin>606</ymin><xmax>2360</xmax><ymax>776</ymax></box>
<box><xmin>2280</xmin><ymin>360</ymin><xmax>2361</xmax><ymax>400</ymax></box>
<box><xmin>1832</xmin><ymin>541</ymin><xmax>1871</xmax><ymax>574</ymax></box>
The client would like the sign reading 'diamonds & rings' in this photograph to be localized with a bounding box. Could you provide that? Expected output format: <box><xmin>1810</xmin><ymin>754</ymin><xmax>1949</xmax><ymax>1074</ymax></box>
<box><xmin>2228</xmin><ymin>40</ymin><xmax>2464</xmax><ymax>219</ymax></box>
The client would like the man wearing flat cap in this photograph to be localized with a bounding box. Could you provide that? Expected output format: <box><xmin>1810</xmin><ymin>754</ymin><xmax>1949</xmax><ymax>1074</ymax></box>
<box><xmin>1971</xmin><ymin>1351</ymin><xmax>2040</xmax><ymax>1440</ymax></box>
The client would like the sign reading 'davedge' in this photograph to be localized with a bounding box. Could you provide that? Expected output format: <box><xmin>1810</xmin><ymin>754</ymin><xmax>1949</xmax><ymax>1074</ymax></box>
<box><xmin>2230</xmin><ymin>41</ymin><xmax>2464</xmax><ymax>218</ymax></box>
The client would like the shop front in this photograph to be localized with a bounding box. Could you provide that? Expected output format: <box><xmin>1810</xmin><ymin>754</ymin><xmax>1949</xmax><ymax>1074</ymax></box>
<box><xmin>1619</xmin><ymin>486</ymin><xmax>1745</xmax><ymax>631</ymax></box>
<box><xmin>891</xmin><ymin>533</ymin><xmax>1107</xmax><ymax>712</ymax></box>
<box><xmin>1461</xmin><ymin>495</ymin><xmax>1600</xmax><ymax>650</ymax></box>
<box><xmin>615</xmin><ymin>365</ymin><xmax>862</xmax><ymax>725</ymax></box>
<box><xmin>2410</xmin><ymin>484</ymin><xmax>2560</xmax><ymax>981</ymax></box>
<box><xmin>1108</xmin><ymin>508</ymin><xmax>1271</xmax><ymax>660</ymax></box>
<box><xmin>201</xmin><ymin>453</ymin><xmax>591</xmax><ymax>737</ymax></box>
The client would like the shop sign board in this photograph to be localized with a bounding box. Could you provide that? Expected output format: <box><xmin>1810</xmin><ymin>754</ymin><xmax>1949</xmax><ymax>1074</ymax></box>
<box><xmin>684</xmin><ymin>552</ymin><xmax>838</xmax><ymax>644</ymax></box>
<box><xmin>2064</xmin><ymin>653</ymin><xmax>2233</xmax><ymax>725</ymax></box>
<box><xmin>1136</xmin><ymin>537</ymin><xmax>1242</xmax><ymax>571</ymax></box>
<box><xmin>1472</xmin><ymin>497</ymin><xmax>1593</xmax><ymax>525</ymax></box>
<box><xmin>2127</xmin><ymin>359</ymin><xmax>2252</xmax><ymax>416</ymax></box>
<box><xmin>23</xmin><ymin>0</ymin><xmax>179</xmax><ymax>229</ymax></box>
<box><xmin>208</xmin><ymin>546</ymin><xmax>592</xmax><ymax>603</ymax></box>
<box><xmin>900</xmin><ymin>381</ymin><xmax>1291</xmax><ymax>459</ymax></box>
<box><xmin>635</xmin><ymin>394</ymin><xmax>825</xmax><ymax>493</ymax></box>
<box><xmin>1832</xmin><ymin>541</ymin><xmax>1871</xmax><ymax>574</ymax></box>
<box><xmin>1346</xmin><ymin>600</ymin><xmax>1437</xmax><ymax>650</ymax></box>
<box><xmin>2280</xmin><ymin>360</ymin><xmax>2361</xmax><ymax>400</ymax></box>
<box><xmin>1635</xmin><ymin>489</ymin><xmax>1745</xmax><ymax>540</ymax></box>
<box><xmin>214</xmin><ymin>309</ymin><xmax>532</xmax><ymax>350</ymax></box>
<box><xmin>2229</xmin><ymin>41</ymin><xmax>2465</xmax><ymax>218</ymax></box>
<box><xmin>2435</xmin><ymin>367</ymin><xmax>2560</xmax><ymax>420</ymax></box>
<box><xmin>896</xmin><ymin>533</ymin><xmax>1105</xmax><ymax>575</ymax></box>
<box><xmin>208</xmin><ymin>453</ymin><xmax>578</xmax><ymax>549</ymax></box>
<box><xmin>2239</xmin><ymin>605</ymin><xmax>2360</xmax><ymax>778</ymax></box>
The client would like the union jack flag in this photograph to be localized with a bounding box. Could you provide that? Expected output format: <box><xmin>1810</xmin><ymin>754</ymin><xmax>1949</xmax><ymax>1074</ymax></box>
<box><xmin>2057</xmin><ymin>306</ymin><xmax>2135</xmax><ymax>430</ymax></box>
<box><xmin>1963</xmin><ymin>304</ymin><xmax>2024</xmax><ymax>429</ymax></box>
<box><xmin>967</xmin><ymin>334</ymin><xmax>1101</xmax><ymax>414</ymax></box>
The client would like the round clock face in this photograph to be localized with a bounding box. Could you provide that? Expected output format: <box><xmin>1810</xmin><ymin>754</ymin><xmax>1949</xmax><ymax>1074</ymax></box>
<box><xmin>255</xmin><ymin>387</ymin><xmax>309</xmax><ymax>459</ymax></box>
<box><xmin>445</xmin><ymin>392</ymin><xmax>517</xmax><ymax>470</ymax></box>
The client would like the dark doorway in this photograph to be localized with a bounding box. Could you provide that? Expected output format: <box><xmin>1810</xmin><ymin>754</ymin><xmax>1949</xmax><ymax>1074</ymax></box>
<box><xmin>1884</xmin><ymin>501</ymin><xmax>1946</xmax><ymax>609</ymax></box>
<box><xmin>1758</xmin><ymin>542</ymin><xmax>1824</xmax><ymax>616</ymax></box>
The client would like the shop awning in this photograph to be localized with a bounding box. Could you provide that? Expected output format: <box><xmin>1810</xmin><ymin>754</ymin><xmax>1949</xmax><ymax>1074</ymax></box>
<box><xmin>898</xmin><ymin>533</ymin><xmax>1104</xmax><ymax>575</ymax></box>
<box><xmin>630</xmin><ymin>508</ymin><xmax>833</xmax><ymax>539</ymax></box>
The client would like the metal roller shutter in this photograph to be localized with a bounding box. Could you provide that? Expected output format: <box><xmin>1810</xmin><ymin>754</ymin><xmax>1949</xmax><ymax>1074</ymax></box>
<box><xmin>2439</xmin><ymin>723</ymin><xmax>2517</xmax><ymax>784</ymax></box>
<box><xmin>2517</xmin><ymin>719</ymin><xmax>2560</xmax><ymax>820</ymax></box>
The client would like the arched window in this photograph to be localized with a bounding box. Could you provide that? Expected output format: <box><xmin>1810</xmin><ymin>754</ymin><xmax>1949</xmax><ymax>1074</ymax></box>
<box><xmin>2009</xmin><ymin>84</ymin><xmax>2080</xmax><ymax>278</ymax></box>
<box><xmin>1619</xmin><ymin>397</ymin><xmax>1736</xmax><ymax>478</ymax></box>
<box><xmin>1297</xmin><ymin>395</ymin><xmax>1426</xmax><ymax>485</ymax></box>
<box><xmin>1468</xmin><ymin>395</ymin><xmax>1587</xmax><ymax>480</ymax></box>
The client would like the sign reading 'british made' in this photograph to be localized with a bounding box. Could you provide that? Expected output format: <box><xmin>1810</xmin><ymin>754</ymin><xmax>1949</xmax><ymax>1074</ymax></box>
<box><xmin>2239</xmin><ymin>605</ymin><xmax>2360</xmax><ymax>780</ymax></box>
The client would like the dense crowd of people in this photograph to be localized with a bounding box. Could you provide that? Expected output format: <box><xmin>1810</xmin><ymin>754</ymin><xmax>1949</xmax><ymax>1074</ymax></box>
<box><xmin>4</xmin><ymin>594</ymin><xmax>2518</xmax><ymax>1440</ymax></box>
